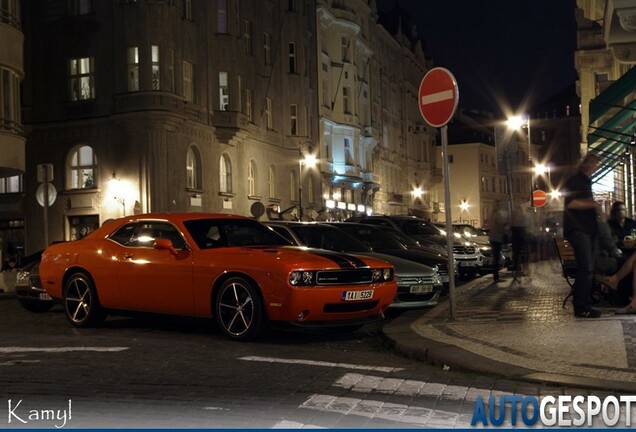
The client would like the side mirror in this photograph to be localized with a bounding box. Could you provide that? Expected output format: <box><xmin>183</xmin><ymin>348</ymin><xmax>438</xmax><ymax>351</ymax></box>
<box><xmin>154</xmin><ymin>238</ymin><xmax>178</xmax><ymax>256</ymax></box>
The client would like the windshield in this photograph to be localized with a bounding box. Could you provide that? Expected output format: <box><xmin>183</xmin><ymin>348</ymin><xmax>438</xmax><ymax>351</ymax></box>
<box><xmin>455</xmin><ymin>225</ymin><xmax>487</xmax><ymax>238</ymax></box>
<box><xmin>334</xmin><ymin>225</ymin><xmax>405</xmax><ymax>250</ymax></box>
<box><xmin>400</xmin><ymin>220</ymin><xmax>443</xmax><ymax>236</ymax></box>
<box><xmin>291</xmin><ymin>225</ymin><xmax>370</xmax><ymax>253</ymax></box>
<box><xmin>183</xmin><ymin>219</ymin><xmax>291</xmax><ymax>249</ymax></box>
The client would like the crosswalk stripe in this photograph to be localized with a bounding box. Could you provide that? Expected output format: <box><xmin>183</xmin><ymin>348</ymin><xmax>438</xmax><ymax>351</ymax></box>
<box><xmin>239</xmin><ymin>356</ymin><xmax>403</xmax><ymax>372</ymax></box>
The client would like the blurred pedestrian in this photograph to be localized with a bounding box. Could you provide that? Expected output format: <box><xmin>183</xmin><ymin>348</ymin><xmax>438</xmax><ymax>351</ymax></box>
<box><xmin>488</xmin><ymin>200</ymin><xmax>510</xmax><ymax>283</ymax></box>
<box><xmin>562</xmin><ymin>152</ymin><xmax>601</xmax><ymax>319</ymax></box>
<box><xmin>511</xmin><ymin>204</ymin><xmax>529</xmax><ymax>274</ymax></box>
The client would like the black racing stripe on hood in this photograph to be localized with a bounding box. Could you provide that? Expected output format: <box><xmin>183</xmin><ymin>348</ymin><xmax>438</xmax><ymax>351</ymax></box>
<box><xmin>306</xmin><ymin>250</ymin><xmax>369</xmax><ymax>269</ymax></box>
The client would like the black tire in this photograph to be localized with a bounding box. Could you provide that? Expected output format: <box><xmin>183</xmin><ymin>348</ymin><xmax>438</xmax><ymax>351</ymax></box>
<box><xmin>18</xmin><ymin>299</ymin><xmax>55</xmax><ymax>313</ymax></box>
<box><xmin>63</xmin><ymin>272</ymin><xmax>106</xmax><ymax>327</ymax></box>
<box><xmin>215</xmin><ymin>277</ymin><xmax>265</xmax><ymax>341</ymax></box>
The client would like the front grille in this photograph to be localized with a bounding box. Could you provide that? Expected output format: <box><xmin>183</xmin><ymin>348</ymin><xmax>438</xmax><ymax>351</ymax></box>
<box><xmin>396</xmin><ymin>292</ymin><xmax>437</xmax><ymax>302</ymax></box>
<box><xmin>316</xmin><ymin>269</ymin><xmax>373</xmax><ymax>285</ymax></box>
<box><xmin>453</xmin><ymin>245</ymin><xmax>476</xmax><ymax>255</ymax></box>
<box><xmin>323</xmin><ymin>300</ymin><xmax>378</xmax><ymax>313</ymax></box>
<box><xmin>396</xmin><ymin>275</ymin><xmax>436</xmax><ymax>286</ymax></box>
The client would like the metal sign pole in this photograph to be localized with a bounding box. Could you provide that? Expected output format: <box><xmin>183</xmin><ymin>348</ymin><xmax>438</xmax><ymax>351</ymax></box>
<box><xmin>43</xmin><ymin>168</ymin><xmax>49</xmax><ymax>247</ymax></box>
<box><xmin>441</xmin><ymin>125</ymin><xmax>457</xmax><ymax>320</ymax></box>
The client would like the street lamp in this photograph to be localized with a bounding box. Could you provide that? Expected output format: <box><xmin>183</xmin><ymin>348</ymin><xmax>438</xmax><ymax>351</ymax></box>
<box><xmin>109</xmin><ymin>172</ymin><xmax>126</xmax><ymax>216</ymax></box>
<box><xmin>507</xmin><ymin>114</ymin><xmax>533</xmax><ymax>205</ymax></box>
<box><xmin>298</xmin><ymin>152</ymin><xmax>316</xmax><ymax>221</ymax></box>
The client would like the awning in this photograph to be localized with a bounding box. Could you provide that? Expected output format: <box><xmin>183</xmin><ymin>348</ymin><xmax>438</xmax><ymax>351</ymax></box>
<box><xmin>587</xmin><ymin>67</ymin><xmax>636</xmax><ymax>182</ymax></box>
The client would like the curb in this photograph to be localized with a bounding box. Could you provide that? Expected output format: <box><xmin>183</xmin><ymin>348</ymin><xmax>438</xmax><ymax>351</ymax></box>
<box><xmin>381</xmin><ymin>276</ymin><xmax>636</xmax><ymax>393</ymax></box>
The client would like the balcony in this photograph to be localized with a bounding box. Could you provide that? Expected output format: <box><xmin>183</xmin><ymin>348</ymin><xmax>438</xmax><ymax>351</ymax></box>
<box><xmin>213</xmin><ymin>110</ymin><xmax>249</xmax><ymax>144</ymax></box>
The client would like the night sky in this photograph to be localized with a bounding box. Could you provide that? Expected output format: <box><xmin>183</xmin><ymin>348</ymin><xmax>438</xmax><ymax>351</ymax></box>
<box><xmin>377</xmin><ymin>0</ymin><xmax>578</xmax><ymax>116</ymax></box>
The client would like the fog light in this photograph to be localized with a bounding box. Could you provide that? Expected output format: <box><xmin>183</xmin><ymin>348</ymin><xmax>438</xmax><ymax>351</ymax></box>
<box><xmin>297</xmin><ymin>309</ymin><xmax>310</xmax><ymax>321</ymax></box>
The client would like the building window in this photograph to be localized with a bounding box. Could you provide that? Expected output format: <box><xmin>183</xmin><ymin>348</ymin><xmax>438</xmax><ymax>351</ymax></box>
<box><xmin>290</xmin><ymin>104</ymin><xmax>297</xmax><ymax>136</ymax></box>
<box><xmin>0</xmin><ymin>0</ymin><xmax>20</xmax><ymax>27</ymax></box>
<box><xmin>127</xmin><ymin>47</ymin><xmax>139</xmax><ymax>91</ymax></box>
<box><xmin>264</xmin><ymin>33</ymin><xmax>271</xmax><ymax>65</ymax></box>
<box><xmin>183</xmin><ymin>61</ymin><xmax>193</xmax><ymax>102</ymax></box>
<box><xmin>290</xmin><ymin>171</ymin><xmax>297</xmax><ymax>202</ymax></box>
<box><xmin>0</xmin><ymin>175</ymin><xmax>22</xmax><ymax>194</ymax></box>
<box><xmin>69</xmin><ymin>145</ymin><xmax>96</xmax><ymax>189</ymax></box>
<box><xmin>0</xmin><ymin>67</ymin><xmax>21</xmax><ymax>134</ymax></box>
<box><xmin>69</xmin><ymin>0</ymin><xmax>91</xmax><ymax>16</ymax></box>
<box><xmin>217</xmin><ymin>0</ymin><xmax>227</xmax><ymax>33</ymax></box>
<box><xmin>243</xmin><ymin>20</ymin><xmax>252</xmax><ymax>55</ymax></box>
<box><xmin>248</xmin><ymin>160</ymin><xmax>256</xmax><ymax>196</ymax></box>
<box><xmin>344</xmin><ymin>138</ymin><xmax>354</xmax><ymax>165</ymax></box>
<box><xmin>237</xmin><ymin>75</ymin><xmax>242</xmax><ymax>113</ymax></box>
<box><xmin>343</xmin><ymin>86</ymin><xmax>351</xmax><ymax>114</ymax></box>
<box><xmin>288</xmin><ymin>0</ymin><xmax>296</xmax><ymax>12</ymax></box>
<box><xmin>184</xmin><ymin>0</ymin><xmax>192</xmax><ymax>19</ymax></box>
<box><xmin>219</xmin><ymin>154</ymin><xmax>232</xmax><ymax>193</ymax></box>
<box><xmin>265</xmin><ymin>97</ymin><xmax>272</xmax><ymax>129</ymax></box>
<box><xmin>186</xmin><ymin>146</ymin><xmax>201</xmax><ymax>190</ymax></box>
<box><xmin>69</xmin><ymin>57</ymin><xmax>95</xmax><ymax>101</ymax></box>
<box><xmin>168</xmin><ymin>49</ymin><xmax>175</xmax><ymax>93</ymax></box>
<box><xmin>151</xmin><ymin>45</ymin><xmax>160</xmax><ymax>90</ymax></box>
<box><xmin>219</xmin><ymin>71</ymin><xmax>229</xmax><ymax>110</ymax></box>
<box><xmin>288</xmin><ymin>42</ymin><xmax>296</xmax><ymax>74</ymax></box>
<box><xmin>246</xmin><ymin>88</ymin><xmax>252</xmax><ymax>122</ymax></box>
<box><xmin>322</xmin><ymin>78</ymin><xmax>329</xmax><ymax>108</ymax></box>
<box><xmin>268</xmin><ymin>166</ymin><xmax>276</xmax><ymax>198</ymax></box>
<box><xmin>341</xmin><ymin>35</ymin><xmax>350</xmax><ymax>62</ymax></box>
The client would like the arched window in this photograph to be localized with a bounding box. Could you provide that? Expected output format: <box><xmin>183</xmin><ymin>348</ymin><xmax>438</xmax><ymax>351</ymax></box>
<box><xmin>219</xmin><ymin>154</ymin><xmax>232</xmax><ymax>193</ymax></box>
<box><xmin>289</xmin><ymin>171</ymin><xmax>297</xmax><ymax>201</ymax></box>
<box><xmin>248</xmin><ymin>160</ymin><xmax>256</xmax><ymax>196</ymax></box>
<box><xmin>186</xmin><ymin>146</ymin><xmax>201</xmax><ymax>189</ymax></box>
<box><xmin>268</xmin><ymin>165</ymin><xmax>276</xmax><ymax>198</ymax></box>
<box><xmin>68</xmin><ymin>145</ymin><xmax>96</xmax><ymax>189</ymax></box>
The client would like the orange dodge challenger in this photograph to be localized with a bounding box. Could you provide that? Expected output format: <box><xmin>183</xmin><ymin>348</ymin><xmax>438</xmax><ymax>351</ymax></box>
<box><xmin>39</xmin><ymin>213</ymin><xmax>396</xmax><ymax>340</ymax></box>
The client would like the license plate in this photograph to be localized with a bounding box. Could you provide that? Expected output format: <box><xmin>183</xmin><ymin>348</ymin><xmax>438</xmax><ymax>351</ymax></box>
<box><xmin>409</xmin><ymin>284</ymin><xmax>433</xmax><ymax>294</ymax></box>
<box><xmin>342</xmin><ymin>289</ymin><xmax>374</xmax><ymax>301</ymax></box>
<box><xmin>39</xmin><ymin>293</ymin><xmax>52</xmax><ymax>301</ymax></box>
<box><xmin>439</xmin><ymin>275</ymin><xmax>450</xmax><ymax>283</ymax></box>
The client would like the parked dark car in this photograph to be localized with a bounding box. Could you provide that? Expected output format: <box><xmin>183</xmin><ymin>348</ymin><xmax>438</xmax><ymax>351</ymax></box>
<box><xmin>265</xmin><ymin>221</ymin><xmax>443</xmax><ymax>309</ymax></box>
<box><xmin>15</xmin><ymin>250</ymin><xmax>55</xmax><ymax>312</ymax></box>
<box><xmin>325</xmin><ymin>222</ymin><xmax>451</xmax><ymax>287</ymax></box>
<box><xmin>346</xmin><ymin>215</ymin><xmax>484</xmax><ymax>278</ymax></box>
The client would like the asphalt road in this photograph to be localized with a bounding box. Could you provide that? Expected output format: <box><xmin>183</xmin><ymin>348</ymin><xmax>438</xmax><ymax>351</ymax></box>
<box><xmin>0</xmin><ymin>296</ymin><xmax>567</xmax><ymax>429</ymax></box>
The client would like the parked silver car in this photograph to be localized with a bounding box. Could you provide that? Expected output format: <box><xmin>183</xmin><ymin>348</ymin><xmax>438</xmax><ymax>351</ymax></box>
<box><xmin>265</xmin><ymin>221</ymin><xmax>442</xmax><ymax>309</ymax></box>
<box><xmin>15</xmin><ymin>251</ymin><xmax>55</xmax><ymax>313</ymax></box>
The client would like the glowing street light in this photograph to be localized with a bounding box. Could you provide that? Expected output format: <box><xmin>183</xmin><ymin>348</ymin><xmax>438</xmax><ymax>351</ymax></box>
<box><xmin>298</xmin><ymin>151</ymin><xmax>317</xmax><ymax>221</ymax></box>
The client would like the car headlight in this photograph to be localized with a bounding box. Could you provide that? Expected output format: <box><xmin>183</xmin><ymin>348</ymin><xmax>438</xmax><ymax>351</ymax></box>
<box><xmin>372</xmin><ymin>268</ymin><xmax>393</xmax><ymax>281</ymax></box>
<box><xmin>289</xmin><ymin>270</ymin><xmax>315</xmax><ymax>286</ymax></box>
<box><xmin>16</xmin><ymin>271</ymin><xmax>28</xmax><ymax>285</ymax></box>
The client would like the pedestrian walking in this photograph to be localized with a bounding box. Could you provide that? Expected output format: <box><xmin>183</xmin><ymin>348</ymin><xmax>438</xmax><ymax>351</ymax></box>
<box><xmin>562</xmin><ymin>152</ymin><xmax>601</xmax><ymax>318</ymax></box>
<box><xmin>488</xmin><ymin>200</ymin><xmax>510</xmax><ymax>283</ymax></box>
<box><xmin>511</xmin><ymin>204</ymin><xmax>529</xmax><ymax>275</ymax></box>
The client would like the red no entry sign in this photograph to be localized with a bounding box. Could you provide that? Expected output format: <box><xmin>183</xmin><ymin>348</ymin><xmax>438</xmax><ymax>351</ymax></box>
<box><xmin>532</xmin><ymin>189</ymin><xmax>548</xmax><ymax>207</ymax></box>
<box><xmin>418</xmin><ymin>67</ymin><xmax>459</xmax><ymax>128</ymax></box>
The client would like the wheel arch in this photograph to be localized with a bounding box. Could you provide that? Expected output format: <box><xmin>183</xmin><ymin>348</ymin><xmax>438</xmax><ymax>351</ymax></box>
<box><xmin>211</xmin><ymin>272</ymin><xmax>268</xmax><ymax>320</ymax></box>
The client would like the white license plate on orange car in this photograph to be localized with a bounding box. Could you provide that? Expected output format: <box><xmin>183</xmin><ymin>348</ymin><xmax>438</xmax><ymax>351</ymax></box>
<box><xmin>342</xmin><ymin>290</ymin><xmax>374</xmax><ymax>301</ymax></box>
<box><xmin>39</xmin><ymin>293</ymin><xmax>52</xmax><ymax>301</ymax></box>
<box><xmin>410</xmin><ymin>285</ymin><xmax>433</xmax><ymax>294</ymax></box>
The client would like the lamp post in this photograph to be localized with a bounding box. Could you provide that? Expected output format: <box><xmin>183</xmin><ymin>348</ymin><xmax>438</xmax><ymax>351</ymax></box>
<box><xmin>298</xmin><ymin>151</ymin><xmax>316</xmax><ymax>221</ymax></box>
<box><xmin>507</xmin><ymin>115</ymin><xmax>533</xmax><ymax>205</ymax></box>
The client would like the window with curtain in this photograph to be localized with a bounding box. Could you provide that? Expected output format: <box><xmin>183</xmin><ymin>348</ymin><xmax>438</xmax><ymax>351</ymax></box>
<box><xmin>69</xmin><ymin>145</ymin><xmax>96</xmax><ymax>189</ymax></box>
<box><xmin>248</xmin><ymin>160</ymin><xmax>256</xmax><ymax>196</ymax></box>
<box><xmin>268</xmin><ymin>166</ymin><xmax>276</xmax><ymax>198</ymax></box>
<box><xmin>219</xmin><ymin>154</ymin><xmax>232</xmax><ymax>193</ymax></box>
<box><xmin>186</xmin><ymin>146</ymin><xmax>201</xmax><ymax>189</ymax></box>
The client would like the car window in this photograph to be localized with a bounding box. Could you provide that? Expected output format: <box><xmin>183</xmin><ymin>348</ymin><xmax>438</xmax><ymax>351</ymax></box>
<box><xmin>184</xmin><ymin>218</ymin><xmax>291</xmax><ymax>249</ymax></box>
<box><xmin>109</xmin><ymin>222</ymin><xmax>188</xmax><ymax>249</ymax></box>
<box><xmin>402</xmin><ymin>220</ymin><xmax>442</xmax><ymax>236</ymax></box>
<box><xmin>292</xmin><ymin>225</ymin><xmax>370</xmax><ymax>252</ymax></box>
<box><xmin>335</xmin><ymin>225</ymin><xmax>404</xmax><ymax>250</ymax></box>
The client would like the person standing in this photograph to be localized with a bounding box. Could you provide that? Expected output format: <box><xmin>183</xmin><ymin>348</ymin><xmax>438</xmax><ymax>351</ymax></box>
<box><xmin>562</xmin><ymin>153</ymin><xmax>601</xmax><ymax>318</ymax></box>
<box><xmin>511</xmin><ymin>204</ymin><xmax>529</xmax><ymax>274</ymax></box>
<box><xmin>488</xmin><ymin>200</ymin><xmax>510</xmax><ymax>283</ymax></box>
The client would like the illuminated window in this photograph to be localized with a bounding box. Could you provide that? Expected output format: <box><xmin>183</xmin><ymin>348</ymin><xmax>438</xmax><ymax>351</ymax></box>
<box><xmin>69</xmin><ymin>57</ymin><xmax>95</xmax><ymax>101</ymax></box>
<box><xmin>248</xmin><ymin>160</ymin><xmax>256</xmax><ymax>196</ymax></box>
<box><xmin>186</xmin><ymin>146</ymin><xmax>201</xmax><ymax>189</ymax></box>
<box><xmin>151</xmin><ymin>45</ymin><xmax>160</xmax><ymax>90</ymax></box>
<box><xmin>69</xmin><ymin>145</ymin><xmax>96</xmax><ymax>189</ymax></box>
<box><xmin>217</xmin><ymin>0</ymin><xmax>227</xmax><ymax>33</ymax></box>
<box><xmin>127</xmin><ymin>47</ymin><xmax>139</xmax><ymax>91</ymax></box>
<box><xmin>268</xmin><ymin>166</ymin><xmax>276</xmax><ymax>198</ymax></box>
<box><xmin>219</xmin><ymin>71</ymin><xmax>229</xmax><ymax>110</ymax></box>
<box><xmin>219</xmin><ymin>154</ymin><xmax>232</xmax><ymax>193</ymax></box>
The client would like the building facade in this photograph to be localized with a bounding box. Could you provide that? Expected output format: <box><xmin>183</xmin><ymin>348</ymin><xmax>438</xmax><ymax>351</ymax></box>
<box><xmin>13</xmin><ymin>0</ymin><xmax>438</xmax><ymax>254</ymax></box>
<box><xmin>0</xmin><ymin>0</ymin><xmax>25</xmax><ymax>263</ymax></box>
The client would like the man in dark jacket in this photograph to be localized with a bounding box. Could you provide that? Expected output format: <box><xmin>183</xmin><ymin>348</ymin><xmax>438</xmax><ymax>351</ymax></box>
<box><xmin>562</xmin><ymin>152</ymin><xmax>601</xmax><ymax>318</ymax></box>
